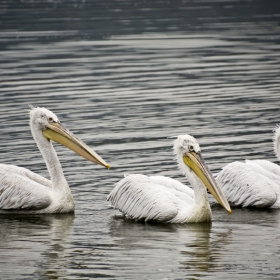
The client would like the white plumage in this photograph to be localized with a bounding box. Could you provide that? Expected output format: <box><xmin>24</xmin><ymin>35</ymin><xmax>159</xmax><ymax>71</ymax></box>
<box><xmin>0</xmin><ymin>106</ymin><xmax>110</xmax><ymax>214</ymax></box>
<box><xmin>108</xmin><ymin>134</ymin><xmax>231</xmax><ymax>223</ymax></box>
<box><xmin>216</xmin><ymin>126</ymin><xmax>280</xmax><ymax>208</ymax></box>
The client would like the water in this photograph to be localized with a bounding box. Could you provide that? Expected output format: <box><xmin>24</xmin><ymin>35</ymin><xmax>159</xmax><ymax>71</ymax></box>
<box><xmin>1</xmin><ymin>0</ymin><xmax>280</xmax><ymax>279</ymax></box>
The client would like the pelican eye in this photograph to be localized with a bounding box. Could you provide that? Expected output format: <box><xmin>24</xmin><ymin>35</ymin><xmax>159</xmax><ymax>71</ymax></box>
<box><xmin>189</xmin><ymin>145</ymin><xmax>194</xmax><ymax>152</ymax></box>
<box><xmin>48</xmin><ymin>117</ymin><xmax>53</xmax><ymax>122</ymax></box>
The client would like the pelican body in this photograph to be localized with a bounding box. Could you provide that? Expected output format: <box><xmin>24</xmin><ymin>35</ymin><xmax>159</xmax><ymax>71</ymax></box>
<box><xmin>107</xmin><ymin>134</ymin><xmax>231</xmax><ymax>223</ymax></box>
<box><xmin>216</xmin><ymin>126</ymin><xmax>280</xmax><ymax>208</ymax></box>
<box><xmin>0</xmin><ymin>107</ymin><xmax>110</xmax><ymax>214</ymax></box>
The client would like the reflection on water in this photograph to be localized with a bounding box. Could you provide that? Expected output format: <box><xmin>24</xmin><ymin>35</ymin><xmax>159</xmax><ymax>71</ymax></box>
<box><xmin>180</xmin><ymin>224</ymin><xmax>232</xmax><ymax>275</ymax></box>
<box><xmin>108</xmin><ymin>217</ymin><xmax>233</xmax><ymax>279</ymax></box>
<box><xmin>35</xmin><ymin>215</ymin><xmax>75</xmax><ymax>279</ymax></box>
<box><xmin>1</xmin><ymin>0</ymin><xmax>280</xmax><ymax>279</ymax></box>
<box><xmin>0</xmin><ymin>214</ymin><xmax>74</xmax><ymax>279</ymax></box>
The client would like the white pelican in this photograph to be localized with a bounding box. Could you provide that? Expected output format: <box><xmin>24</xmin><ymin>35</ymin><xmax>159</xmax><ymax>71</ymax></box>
<box><xmin>0</xmin><ymin>106</ymin><xmax>110</xmax><ymax>214</ymax></box>
<box><xmin>216</xmin><ymin>126</ymin><xmax>280</xmax><ymax>208</ymax></box>
<box><xmin>107</xmin><ymin>134</ymin><xmax>231</xmax><ymax>223</ymax></box>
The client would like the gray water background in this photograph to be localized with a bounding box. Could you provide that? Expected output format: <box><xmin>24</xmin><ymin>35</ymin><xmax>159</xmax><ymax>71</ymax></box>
<box><xmin>1</xmin><ymin>0</ymin><xmax>280</xmax><ymax>279</ymax></box>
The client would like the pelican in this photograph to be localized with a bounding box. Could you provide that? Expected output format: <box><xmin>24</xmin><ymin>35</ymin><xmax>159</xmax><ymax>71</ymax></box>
<box><xmin>216</xmin><ymin>125</ymin><xmax>280</xmax><ymax>208</ymax></box>
<box><xmin>107</xmin><ymin>134</ymin><xmax>231</xmax><ymax>223</ymax></box>
<box><xmin>0</xmin><ymin>106</ymin><xmax>110</xmax><ymax>214</ymax></box>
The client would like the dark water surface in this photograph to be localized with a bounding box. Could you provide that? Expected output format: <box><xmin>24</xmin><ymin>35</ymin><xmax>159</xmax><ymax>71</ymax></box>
<box><xmin>1</xmin><ymin>0</ymin><xmax>280</xmax><ymax>279</ymax></box>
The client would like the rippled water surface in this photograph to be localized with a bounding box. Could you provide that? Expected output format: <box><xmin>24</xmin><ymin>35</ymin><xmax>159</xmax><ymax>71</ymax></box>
<box><xmin>1</xmin><ymin>0</ymin><xmax>280</xmax><ymax>279</ymax></box>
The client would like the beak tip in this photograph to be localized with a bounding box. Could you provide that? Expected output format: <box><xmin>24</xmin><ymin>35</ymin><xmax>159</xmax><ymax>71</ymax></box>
<box><xmin>106</xmin><ymin>164</ymin><xmax>111</xmax><ymax>170</ymax></box>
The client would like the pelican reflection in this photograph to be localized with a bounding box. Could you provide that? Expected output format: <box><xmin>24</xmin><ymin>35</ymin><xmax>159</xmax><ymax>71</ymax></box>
<box><xmin>109</xmin><ymin>217</ymin><xmax>232</xmax><ymax>277</ymax></box>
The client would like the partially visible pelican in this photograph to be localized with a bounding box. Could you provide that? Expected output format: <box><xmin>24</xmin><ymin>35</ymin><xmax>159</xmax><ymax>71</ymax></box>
<box><xmin>107</xmin><ymin>134</ymin><xmax>231</xmax><ymax>223</ymax></box>
<box><xmin>216</xmin><ymin>126</ymin><xmax>280</xmax><ymax>208</ymax></box>
<box><xmin>0</xmin><ymin>106</ymin><xmax>110</xmax><ymax>214</ymax></box>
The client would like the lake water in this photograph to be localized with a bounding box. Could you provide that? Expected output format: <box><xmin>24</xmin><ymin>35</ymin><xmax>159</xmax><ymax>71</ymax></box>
<box><xmin>1</xmin><ymin>0</ymin><xmax>280</xmax><ymax>279</ymax></box>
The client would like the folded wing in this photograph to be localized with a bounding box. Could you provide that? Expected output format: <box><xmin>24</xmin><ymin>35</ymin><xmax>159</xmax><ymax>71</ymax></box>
<box><xmin>216</xmin><ymin>161</ymin><xmax>277</xmax><ymax>208</ymax></box>
<box><xmin>107</xmin><ymin>174</ymin><xmax>194</xmax><ymax>222</ymax></box>
<box><xmin>0</xmin><ymin>164</ymin><xmax>52</xmax><ymax>210</ymax></box>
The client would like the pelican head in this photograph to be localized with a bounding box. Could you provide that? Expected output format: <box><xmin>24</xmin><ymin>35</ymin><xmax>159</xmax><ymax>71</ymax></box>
<box><xmin>173</xmin><ymin>134</ymin><xmax>231</xmax><ymax>214</ymax></box>
<box><xmin>29</xmin><ymin>107</ymin><xmax>110</xmax><ymax>169</ymax></box>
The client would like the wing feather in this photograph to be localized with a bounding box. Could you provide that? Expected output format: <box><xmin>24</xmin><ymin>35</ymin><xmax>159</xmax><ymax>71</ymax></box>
<box><xmin>245</xmin><ymin>160</ymin><xmax>280</xmax><ymax>207</ymax></box>
<box><xmin>245</xmin><ymin>160</ymin><xmax>280</xmax><ymax>181</ymax></box>
<box><xmin>108</xmin><ymin>174</ymin><xmax>193</xmax><ymax>222</ymax></box>
<box><xmin>0</xmin><ymin>164</ymin><xmax>52</xmax><ymax>188</ymax></box>
<box><xmin>149</xmin><ymin>175</ymin><xmax>194</xmax><ymax>198</ymax></box>
<box><xmin>0</xmin><ymin>164</ymin><xmax>52</xmax><ymax>210</ymax></box>
<box><xmin>216</xmin><ymin>161</ymin><xmax>277</xmax><ymax>208</ymax></box>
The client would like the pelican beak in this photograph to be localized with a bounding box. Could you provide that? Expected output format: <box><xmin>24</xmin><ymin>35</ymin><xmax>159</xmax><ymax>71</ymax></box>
<box><xmin>42</xmin><ymin>122</ymin><xmax>110</xmax><ymax>169</ymax></box>
<box><xmin>183</xmin><ymin>152</ymin><xmax>231</xmax><ymax>214</ymax></box>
